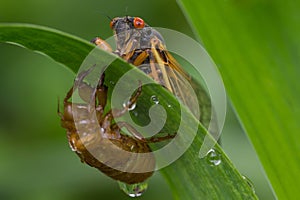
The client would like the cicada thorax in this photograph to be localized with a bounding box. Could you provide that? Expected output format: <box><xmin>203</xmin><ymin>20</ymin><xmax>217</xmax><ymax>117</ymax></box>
<box><xmin>59</xmin><ymin>71</ymin><xmax>155</xmax><ymax>184</ymax></box>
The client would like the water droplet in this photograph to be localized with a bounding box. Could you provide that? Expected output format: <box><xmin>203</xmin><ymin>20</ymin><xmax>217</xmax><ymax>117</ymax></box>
<box><xmin>118</xmin><ymin>181</ymin><xmax>148</xmax><ymax>197</ymax></box>
<box><xmin>128</xmin><ymin>103</ymin><xmax>136</xmax><ymax>111</ymax></box>
<box><xmin>206</xmin><ymin>148</ymin><xmax>221</xmax><ymax>166</ymax></box>
<box><xmin>242</xmin><ymin>175</ymin><xmax>255</xmax><ymax>193</ymax></box>
<box><xmin>109</xmin><ymin>80</ymin><xmax>115</xmax><ymax>85</ymax></box>
<box><xmin>167</xmin><ymin>104</ymin><xmax>172</xmax><ymax>108</ymax></box>
<box><xmin>122</xmin><ymin>102</ymin><xmax>136</xmax><ymax>111</ymax></box>
<box><xmin>150</xmin><ymin>95</ymin><xmax>159</xmax><ymax>104</ymax></box>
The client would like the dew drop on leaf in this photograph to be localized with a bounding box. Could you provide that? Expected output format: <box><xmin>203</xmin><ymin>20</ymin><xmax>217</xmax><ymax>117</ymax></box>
<box><xmin>123</xmin><ymin>102</ymin><xmax>136</xmax><ymax>111</ymax></box>
<box><xmin>118</xmin><ymin>181</ymin><xmax>148</xmax><ymax>197</ymax></box>
<box><xmin>205</xmin><ymin>148</ymin><xmax>222</xmax><ymax>166</ymax></box>
<box><xmin>150</xmin><ymin>95</ymin><xmax>159</xmax><ymax>104</ymax></box>
<box><xmin>128</xmin><ymin>103</ymin><xmax>136</xmax><ymax>111</ymax></box>
<box><xmin>242</xmin><ymin>175</ymin><xmax>255</xmax><ymax>193</ymax></box>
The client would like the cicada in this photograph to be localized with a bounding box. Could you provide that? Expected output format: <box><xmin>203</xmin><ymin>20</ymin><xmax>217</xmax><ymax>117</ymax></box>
<box><xmin>93</xmin><ymin>16</ymin><xmax>198</xmax><ymax>113</ymax></box>
<box><xmin>59</xmin><ymin>16</ymin><xmax>210</xmax><ymax>185</ymax></box>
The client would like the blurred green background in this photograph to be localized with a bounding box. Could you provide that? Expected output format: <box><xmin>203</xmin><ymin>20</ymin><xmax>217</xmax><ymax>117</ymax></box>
<box><xmin>0</xmin><ymin>0</ymin><xmax>275</xmax><ymax>199</ymax></box>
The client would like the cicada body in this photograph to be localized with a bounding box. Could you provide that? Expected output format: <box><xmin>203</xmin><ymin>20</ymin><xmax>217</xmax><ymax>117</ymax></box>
<box><xmin>107</xmin><ymin>16</ymin><xmax>197</xmax><ymax>112</ymax></box>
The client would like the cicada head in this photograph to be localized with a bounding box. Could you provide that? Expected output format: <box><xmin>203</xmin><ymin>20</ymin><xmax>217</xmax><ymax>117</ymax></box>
<box><xmin>110</xmin><ymin>16</ymin><xmax>165</xmax><ymax>55</ymax></box>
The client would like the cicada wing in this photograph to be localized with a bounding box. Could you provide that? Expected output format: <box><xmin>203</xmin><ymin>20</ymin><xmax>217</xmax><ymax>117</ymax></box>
<box><xmin>148</xmin><ymin>44</ymin><xmax>200</xmax><ymax>119</ymax></box>
<box><xmin>164</xmin><ymin>59</ymin><xmax>200</xmax><ymax>118</ymax></box>
<box><xmin>153</xmin><ymin>48</ymin><xmax>217</xmax><ymax>136</ymax></box>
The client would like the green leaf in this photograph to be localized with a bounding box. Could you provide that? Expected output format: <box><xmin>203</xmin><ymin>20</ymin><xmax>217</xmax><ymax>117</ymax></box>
<box><xmin>177</xmin><ymin>0</ymin><xmax>300</xmax><ymax>199</ymax></box>
<box><xmin>0</xmin><ymin>23</ymin><xmax>257</xmax><ymax>199</ymax></box>
<box><xmin>0</xmin><ymin>23</ymin><xmax>94</xmax><ymax>73</ymax></box>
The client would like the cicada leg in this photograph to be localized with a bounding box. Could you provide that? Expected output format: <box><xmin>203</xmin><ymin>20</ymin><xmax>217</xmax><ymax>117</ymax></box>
<box><xmin>99</xmin><ymin>81</ymin><xmax>142</xmax><ymax>140</ymax></box>
<box><xmin>111</xmin><ymin>122</ymin><xmax>176</xmax><ymax>143</ymax></box>
<box><xmin>100</xmin><ymin>80</ymin><xmax>141</xmax><ymax>120</ymax></box>
<box><xmin>57</xmin><ymin>87</ymin><xmax>73</xmax><ymax>119</ymax></box>
<box><xmin>74</xmin><ymin>67</ymin><xmax>108</xmax><ymax>122</ymax></box>
<box><xmin>112</xmin><ymin>122</ymin><xmax>146</xmax><ymax>142</ymax></box>
<box><xmin>95</xmin><ymin>72</ymin><xmax>108</xmax><ymax>121</ymax></box>
<box><xmin>146</xmin><ymin>134</ymin><xmax>176</xmax><ymax>143</ymax></box>
<box><xmin>91</xmin><ymin>37</ymin><xmax>112</xmax><ymax>52</ymax></box>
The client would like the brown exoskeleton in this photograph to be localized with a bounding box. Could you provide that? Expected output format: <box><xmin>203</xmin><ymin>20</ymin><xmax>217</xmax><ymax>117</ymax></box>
<box><xmin>59</xmin><ymin>66</ymin><xmax>158</xmax><ymax>184</ymax></box>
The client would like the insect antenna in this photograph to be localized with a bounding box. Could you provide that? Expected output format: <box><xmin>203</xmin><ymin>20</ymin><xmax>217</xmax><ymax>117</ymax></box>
<box><xmin>103</xmin><ymin>13</ymin><xmax>113</xmax><ymax>21</ymax></box>
<box><xmin>96</xmin><ymin>11</ymin><xmax>113</xmax><ymax>21</ymax></box>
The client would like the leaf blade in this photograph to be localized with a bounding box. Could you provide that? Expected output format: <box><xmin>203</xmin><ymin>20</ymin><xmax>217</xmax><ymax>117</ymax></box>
<box><xmin>177</xmin><ymin>0</ymin><xmax>300</xmax><ymax>199</ymax></box>
<box><xmin>0</xmin><ymin>23</ymin><xmax>257</xmax><ymax>199</ymax></box>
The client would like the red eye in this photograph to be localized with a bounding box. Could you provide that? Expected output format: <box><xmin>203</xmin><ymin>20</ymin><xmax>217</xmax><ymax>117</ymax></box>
<box><xmin>133</xmin><ymin>17</ymin><xmax>145</xmax><ymax>29</ymax></box>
